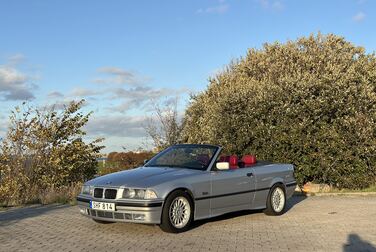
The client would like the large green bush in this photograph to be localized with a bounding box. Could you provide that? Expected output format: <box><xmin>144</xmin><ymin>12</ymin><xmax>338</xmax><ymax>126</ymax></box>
<box><xmin>182</xmin><ymin>34</ymin><xmax>376</xmax><ymax>189</ymax></box>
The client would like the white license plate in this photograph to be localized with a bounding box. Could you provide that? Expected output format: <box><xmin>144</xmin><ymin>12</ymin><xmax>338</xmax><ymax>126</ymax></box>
<box><xmin>90</xmin><ymin>201</ymin><xmax>115</xmax><ymax>211</ymax></box>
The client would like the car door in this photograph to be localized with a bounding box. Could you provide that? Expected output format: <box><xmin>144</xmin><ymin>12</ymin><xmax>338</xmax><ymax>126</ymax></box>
<box><xmin>210</xmin><ymin>167</ymin><xmax>256</xmax><ymax>216</ymax></box>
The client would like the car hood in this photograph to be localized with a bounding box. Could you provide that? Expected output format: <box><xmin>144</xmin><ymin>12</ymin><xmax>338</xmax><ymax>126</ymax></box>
<box><xmin>86</xmin><ymin>166</ymin><xmax>202</xmax><ymax>188</ymax></box>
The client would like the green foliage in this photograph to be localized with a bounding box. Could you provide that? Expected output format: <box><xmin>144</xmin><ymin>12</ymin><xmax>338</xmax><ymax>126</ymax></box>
<box><xmin>182</xmin><ymin>33</ymin><xmax>376</xmax><ymax>189</ymax></box>
<box><xmin>0</xmin><ymin>100</ymin><xmax>104</xmax><ymax>205</ymax></box>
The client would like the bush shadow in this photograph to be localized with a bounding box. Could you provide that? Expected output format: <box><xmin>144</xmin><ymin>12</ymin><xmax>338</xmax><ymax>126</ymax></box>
<box><xmin>0</xmin><ymin>204</ymin><xmax>71</xmax><ymax>227</ymax></box>
<box><xmin>343</xmin><ymin>234</ymin><xmax>376</xmax><ymax>252</ymax></box>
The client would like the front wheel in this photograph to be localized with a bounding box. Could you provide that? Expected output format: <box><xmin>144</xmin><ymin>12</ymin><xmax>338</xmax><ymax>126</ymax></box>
<box><xmin>160</xmin><ymin>190</ymin><xmax>193</xmax><ymax>233</ymax></box>
<box><xmin>264</xmin><ymin>184</ymin><xmax>286</xmax><ymax>216</ymax></box>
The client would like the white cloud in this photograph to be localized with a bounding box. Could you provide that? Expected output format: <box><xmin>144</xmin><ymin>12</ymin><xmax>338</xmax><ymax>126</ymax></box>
<box><xmin>353</xmin><ymin>11</ymin><xmax>366</xmax><ymax>22</ymax></box>
<box><xmin>7</xmin><ymin>53</ymin><xmax>26</xmax><ymax>65</ymax></box>
<box><xmin>196</xmin><ymin>1</ymin><xmax>229</xmax><ymax>14</ymax></box>
<box><xmin>108</xmin><ymin>86</ymin><xmax>188</xmax><ymax>113</ymax></box>
<box><xmin>271</xmin><ymin>1</ymin><xmax>283</xmax><ymax>10</ymax></box>
<box><xmin>0</xmin><ymin>65</ymin><xmax>36</xmax><ymax>101</ymax></box>
<box><xmin>257</xmin><ymin>0</ymin><xmax>284</xmax><ymax>11</ymax></box>
<box><xmin>47</xmin><ymin>91</ymin><xmax>64</xmax><ymax>98</ymax></box>
<box><xmin>50</xmin><ymin>65</ymin><xmax>189</xmax><ymax>116</ymax></box>
<box><xmin>93</xmin><ymin>66</ymin><xmax>151</xmax><ymax>86</ymax></box>
<box><xmin>70</xmin><ymin>87</ymin><xmax>101</xmax><ymax>97</ymax></box>
<box><xmin>81</xmin><ymin>66</ymin><xmax>190</xmax><ymax>113</ymax></box>
<box><xmin>85</xmin><ymin>115</ymin><xmax>148</xmax><ymax>138</ymax></box>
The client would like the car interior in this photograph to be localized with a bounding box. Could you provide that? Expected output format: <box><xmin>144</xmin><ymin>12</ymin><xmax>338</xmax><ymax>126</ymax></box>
<box><xmin>218</xmin><ymin>155</ymin><xmax>257</xmax><ymax>169</ymax></box>
<box><xmin>195</xmin><ymin>152</ymin><xmax>258</xmax><ymax>171</ymax></box>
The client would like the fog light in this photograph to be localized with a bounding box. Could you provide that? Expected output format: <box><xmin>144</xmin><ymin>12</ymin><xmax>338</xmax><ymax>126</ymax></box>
<box><xmin>133</xmin><ymin>214</ymin><xmax>145</xmax><ymax>221</ymax></box>
<box><xmin>79</xmin><ymin>208</ymin><xmax>86</xmax><ymax>214</ymax></box>
<box><xmin>124</xmin><ymin>213</ymin><xmax>132</xmax><ymax>220</ymax></box>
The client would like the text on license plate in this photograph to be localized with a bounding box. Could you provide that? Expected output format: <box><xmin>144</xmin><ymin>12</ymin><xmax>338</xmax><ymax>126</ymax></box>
<box><xmin>90</xmin><ymin>201</ymin><xmax>115</xmax><ymax>211</ymax></box>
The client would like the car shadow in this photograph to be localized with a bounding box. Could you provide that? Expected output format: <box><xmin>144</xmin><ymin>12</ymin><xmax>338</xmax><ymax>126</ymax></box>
<box><xmin>190</xmin><ymin>194</ymin><xmax>307</xmax><ymax>231</ymax></box>
<box><xmin>343</xmin><ymin>234</ymin><xmax>376</xmax><ymax>252</ymax></box>
<box><xmin>0</xmin><ymin>204</ymin><xmax>70</xmax><ymax>227</ymax></box>
<box><xmin>285</xmin><ymin>194</ymin><xmax>307</xmax><ymax>211</ymax></box>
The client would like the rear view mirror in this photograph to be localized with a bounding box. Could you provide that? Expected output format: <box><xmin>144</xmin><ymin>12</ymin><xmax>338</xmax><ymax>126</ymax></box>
<box><xmin>143</xmin><ymin>159</ymin><xmax>149</xmax><ymax>165</ymax></box>
<box><xmin>216</xmin><ymin>162</ymin><xmax>230</xmax><ymax>170</ymax></box>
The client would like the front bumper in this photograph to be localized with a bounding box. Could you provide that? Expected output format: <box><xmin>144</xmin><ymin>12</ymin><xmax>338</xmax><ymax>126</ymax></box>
<box><xmin>76</xmin><ymin>195</ymin><xmax>163</xmax><ymax>224</ymax></box>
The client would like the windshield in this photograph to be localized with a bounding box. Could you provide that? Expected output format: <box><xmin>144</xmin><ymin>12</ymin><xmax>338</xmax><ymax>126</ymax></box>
<box><xmin>145</xmin><ymin>145</ymin><xmax>218</xmax><ymax>170</ymax></box>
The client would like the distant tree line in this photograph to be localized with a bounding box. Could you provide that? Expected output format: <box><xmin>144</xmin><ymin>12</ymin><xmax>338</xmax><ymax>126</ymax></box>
<box><xmin>98</xmin><ymin>151</ymin><xmax>154</xmax><ymax>175</ymax></box>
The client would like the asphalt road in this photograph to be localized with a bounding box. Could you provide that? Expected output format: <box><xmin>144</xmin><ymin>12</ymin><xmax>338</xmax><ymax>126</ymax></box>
<box><xmin>1</xmin><ymin>196</ymin><xmax>376</xmax><ymax>252</ymax></box>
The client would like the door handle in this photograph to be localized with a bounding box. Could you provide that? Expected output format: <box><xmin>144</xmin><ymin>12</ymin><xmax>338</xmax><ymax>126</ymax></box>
<box><xmin>246</xmin><ymin>172</ymin><xmax>254</xmax><ymax>177</ymax></box>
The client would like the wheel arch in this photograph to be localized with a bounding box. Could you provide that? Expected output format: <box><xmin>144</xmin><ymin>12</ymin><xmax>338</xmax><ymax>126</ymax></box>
<box><xmin>269</xmin><ymin>178</ymin><xmax>287</xmax><ymax>193</ymax></box>
<box><xmin>271</xmin><ymin>182</ymin><xmax>287</xmax><ymax>192</ymax></box>
<box><xmin>160</xmin><ymin>187</ymin><xmax>195</xmax><ymax>226</ymax></box>
<box><xmin>162</xmin><ymin>187</ymin><xmax>195</xmax><ymax>211</ymax></box>
<box><xmin>266</xmin><ymin>180</ymin><xmax>287</xmax><ymax>205</ymax></box>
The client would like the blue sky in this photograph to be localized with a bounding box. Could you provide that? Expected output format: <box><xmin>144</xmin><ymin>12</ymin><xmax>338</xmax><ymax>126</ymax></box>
<box><xmin>0</xmin><ymin>0</ymin><xmax>375</xmax><ymax>152</ymax></box>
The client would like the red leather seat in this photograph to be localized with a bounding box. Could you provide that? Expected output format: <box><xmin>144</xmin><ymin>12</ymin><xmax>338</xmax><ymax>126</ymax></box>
<box><xmin>229</xmin><ymin>155</ymin><xmax>238</xmax><ymax>169</ymax></box>
<box><xmin>219</xmin><ymin>156</ymin><xmax>227</xmax><ymax>162</ymax></box>
<box><xmin>242</xmin><ymin>155</ymin><xmax>257</xmax><ymax>166</ymax></box>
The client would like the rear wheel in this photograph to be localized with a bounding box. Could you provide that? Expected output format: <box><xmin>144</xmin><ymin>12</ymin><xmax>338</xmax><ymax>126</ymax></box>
<box><xmin>160</xmin><ymin>190</ymin><xmax>193</xmax><ymax>233</ymax></box>
<box><xmin>264</xmin><ymin>184</ymin><xmax>286</xmax><ymax>216</ymax></box>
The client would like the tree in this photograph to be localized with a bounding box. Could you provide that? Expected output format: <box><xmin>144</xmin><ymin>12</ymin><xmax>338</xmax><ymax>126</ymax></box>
<box><xmin>101</xmin><ymin>150</ymin><xmax>154</xmax><ymax>175</ymax></box>
<box><xmin>182</xmin><ymin>33</ymin><xmax>376</xmax><ymax>189</ymax></box>
<box><xmin>0</xmin><ymin>100</ymin><xmax>104</xmax><ymax>205</ymax></box>
<box><xmin>144</xmin><ymin>98</ymin><xmax>182</xmax><ymax>151</ymax></box>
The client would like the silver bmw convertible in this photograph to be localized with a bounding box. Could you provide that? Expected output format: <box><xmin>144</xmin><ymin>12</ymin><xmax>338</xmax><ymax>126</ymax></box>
<box><xmin>77</xmin><ymin>144</ymin><xmax>296</xmax><ymax>233</ymax></box>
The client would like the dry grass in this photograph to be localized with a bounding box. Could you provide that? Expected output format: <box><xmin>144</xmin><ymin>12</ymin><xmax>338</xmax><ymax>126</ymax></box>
<box><xmin>323</xmin><ymin>184</ymin><xmax>376</xmax><ymax>193</ymax></box>
<box><xmin>1</xmin><ymin>183</ymin><xmax>83</xmax><ymax>208</ymax></box>
<box><xmin>296</xmin><ymin>182</ymin><xmax>376</xmax><ymax>195</ymax></box>
<box><xmin>38</xmin><ymin>183</ymin><xmax>82</xmax><ymax>205</ymax></box>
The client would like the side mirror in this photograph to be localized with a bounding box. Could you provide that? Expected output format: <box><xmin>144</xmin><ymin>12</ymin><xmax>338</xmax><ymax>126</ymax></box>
<box><xmin>216</xmin><ymin>162</ymin><xmax>230</xmax><ymax>170</ymax></box>
<box><xmin>143</xmin><ymin>159</ymin><xmax>149</xmax><ymax>165</ymax></box>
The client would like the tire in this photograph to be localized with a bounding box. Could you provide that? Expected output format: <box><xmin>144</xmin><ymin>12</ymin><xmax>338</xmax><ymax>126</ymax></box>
<box><xmin>264</xmin><ymin>184</ymin><xmax>286</xmax><ymax>216</ymax></box>
<box><xmin>159</xmin><ymin>190</ymin><xmax>193</xmax><ymax>233</ymax></box>
<box><xmin>92</xmin><ymin>219</ymin><xmax>114</xmax><ymax>224</ymax></box>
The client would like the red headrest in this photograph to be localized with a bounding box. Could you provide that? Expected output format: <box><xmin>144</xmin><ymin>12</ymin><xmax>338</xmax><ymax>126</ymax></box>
<box><xmin>242</xmin><ymin>155</ymin><xmax>256</xmax><ymax>165</ymax></box>
<box><xmin>229</xmin><ymin>155</ymin><xmax>238</xmax><ymax>169</ymax></box>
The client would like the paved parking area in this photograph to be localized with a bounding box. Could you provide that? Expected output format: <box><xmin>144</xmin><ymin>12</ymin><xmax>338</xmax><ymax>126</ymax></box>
<box><xmin>0</xmin><ymin>196</ymin><xmax>376</xmax><ymax>252</ymax></box>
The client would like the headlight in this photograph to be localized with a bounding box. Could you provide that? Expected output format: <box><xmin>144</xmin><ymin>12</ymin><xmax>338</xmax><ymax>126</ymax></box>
<box><xmin>81</xmin><ymin>185</ymin><xmax>93</xmax><ymax>195</ymax></box>
<box><xmin>122</xmin><ymin>188</ymin><xmax>157</xmax><ymax>199</ymax></box>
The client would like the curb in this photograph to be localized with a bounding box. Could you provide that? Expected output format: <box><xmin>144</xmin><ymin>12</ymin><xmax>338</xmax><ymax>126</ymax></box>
<box><xmin>294</xmin><ymin>191</ymin><xmax>376</xmax><ymax>197</ymax></box>
<box><xmin>310</xmin><ymin>192</ymin><xmax>376</xmax><ymax>196</ymax></box>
